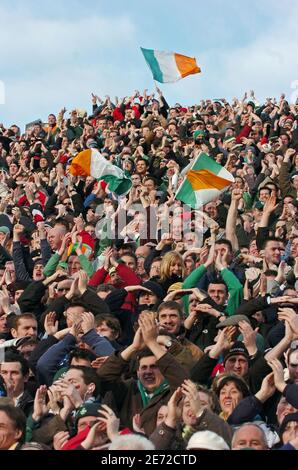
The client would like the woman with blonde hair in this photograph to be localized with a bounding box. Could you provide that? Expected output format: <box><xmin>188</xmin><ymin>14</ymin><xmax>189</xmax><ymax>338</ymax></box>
<box><xmin>159</xmin><ymin>251</ymin><xmax>184</xmax><ymax>294</ymax></box>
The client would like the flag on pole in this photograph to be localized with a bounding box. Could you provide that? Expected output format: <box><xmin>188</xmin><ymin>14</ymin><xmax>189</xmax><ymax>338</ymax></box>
<box><xmin>175</xmin><ymin>153</ymin><xmax>234</xmax><ymax>208</ymax></box>
<box><xmin>140</xmin><ymin>47</ymin><xmax>201</xmax><ymax>83</ymax></box>
<box><xmin>69</xmin><ymin>148</ymin><xmax>132</xmax><ymax>196</ymax></box>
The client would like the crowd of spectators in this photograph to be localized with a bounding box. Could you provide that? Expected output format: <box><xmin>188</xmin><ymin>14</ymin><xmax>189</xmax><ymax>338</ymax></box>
<box><xmin>0</xmin><ymin>88</ymin><xmax>298</xmax><ymax>450</ymax></box>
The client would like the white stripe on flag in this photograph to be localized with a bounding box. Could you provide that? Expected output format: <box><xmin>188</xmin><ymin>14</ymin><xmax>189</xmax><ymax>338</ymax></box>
<box><xmin>154</xmin><ymin>51</ymin><xmax>180</xmax><ymax>82</ymax></box>
<box><xmin>90</xmin><ymin>148</ymin><xmax>124</xmax><ymax>179</ymax></box>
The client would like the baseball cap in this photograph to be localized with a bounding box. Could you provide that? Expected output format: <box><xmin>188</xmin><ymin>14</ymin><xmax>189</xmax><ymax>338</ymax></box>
<box><xmin>141</xmin><ymin>281</ymin><xmax>164</xmax><ymax>299</ymax></box>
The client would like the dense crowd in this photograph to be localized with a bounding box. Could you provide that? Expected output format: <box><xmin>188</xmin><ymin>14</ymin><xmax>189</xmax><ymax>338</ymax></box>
<box><xmin>0</xmin><ymin>88</ymin><xmax>298</xmax><ymax>450</ymax></box>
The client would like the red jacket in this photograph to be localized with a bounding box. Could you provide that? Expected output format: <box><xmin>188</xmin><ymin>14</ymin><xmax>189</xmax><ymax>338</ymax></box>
<box><xmin>89</xmin><ymin>263</ymin><xmax>141</xmax><ymax>288</ymax></box>
<box><xmin>88</xmin><ymin>264</ymin><xmax>141</xmax><ymax>312</ymax></box>
<box><xmin>236</xmin><ymin>124</ymin><xmax>252</xmax><ymax>144</ymax></box>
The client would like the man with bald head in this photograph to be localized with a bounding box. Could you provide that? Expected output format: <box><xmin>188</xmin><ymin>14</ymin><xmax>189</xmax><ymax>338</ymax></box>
<box><xmin>231</xmin><ymin>423</ymin><xmax>268</xmax><ymax>450</ymax></box>
<box><xmin>47</xmin><ymin>222</ymin><xmax>68</xmax><ymax>252</ymax></box>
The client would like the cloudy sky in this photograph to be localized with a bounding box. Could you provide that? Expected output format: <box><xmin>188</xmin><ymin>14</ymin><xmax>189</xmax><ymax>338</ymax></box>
<box><xmin>1</xmin><ymin>0</ymin><xmax>298</xmax><ymax>129</ymax></box>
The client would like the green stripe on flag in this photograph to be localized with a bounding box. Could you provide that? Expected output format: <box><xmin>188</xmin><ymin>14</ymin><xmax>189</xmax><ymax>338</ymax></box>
<box><xmin>140</xmin><ymin>47</ymin><xmax>163</xmax><ymax>83</ymax></box>
<box><xmin>101</xmin><ymin>175</ymin><xmax>132</xmax><ymax>196</ymax></box>
<box><xmin>192</xmin><ymin>153</ymin><xmax>222</xmax><ymax>174</ymax></box>
<box><xmin>176</xmin><ymin>178</ymin><xmax>197</xmax><ymax>208</ymax></box>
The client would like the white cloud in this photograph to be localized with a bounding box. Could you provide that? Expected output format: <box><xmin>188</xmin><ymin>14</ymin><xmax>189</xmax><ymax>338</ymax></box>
<box><xmin>162</xmin><ymin>3</ymin><xmax>298</xmax><ymax>106</ymax></box>
<box><xmin>0</xmin><ymin>5</ymin><xmax>137</xmax><ymax>127</ymax></box>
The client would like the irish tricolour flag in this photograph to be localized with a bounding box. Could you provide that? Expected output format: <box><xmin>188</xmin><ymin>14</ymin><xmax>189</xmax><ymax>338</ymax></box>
<box><xmin>175</xmin><ymin>153</ymin><xmax>234</xmax><ymax>208</ymax></box>
<box><xmin>141</xmin><ymin>47</ymin><xmax>201</xmax><ymax>83</ymax></box>
<box><xmin>69</xmin><ymin>148</ymin><xmax>132</xmax><ymax>196</ymax></box>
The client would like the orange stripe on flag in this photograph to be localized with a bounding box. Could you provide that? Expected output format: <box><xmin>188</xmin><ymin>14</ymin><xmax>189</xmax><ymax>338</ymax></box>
<box><xmin>174</xmin><ymin>53</ymin><xmax>201</xmax><ymax>78</ymax></box>
<box><xmin>69</xmin><ymin>149</ymin><xmax>92</xmax><ymax>176</ymax></box>
<box><xmin>187</xmin><ymin>169</ymin><xmax>230</xmax><ymax>191</ymax></box>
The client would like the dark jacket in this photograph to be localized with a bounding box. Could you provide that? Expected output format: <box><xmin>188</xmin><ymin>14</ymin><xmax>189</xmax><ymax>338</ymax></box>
<box><xmin>18</xmin><ymin>389</ymin><xmax>34</xmax><ymax>417</ymax></box>
<box><xmin>18</xmin><ymin>280</ymin><xmax>46</xmax><ymax>319</ymax></box>
<box><xmin>190</xmin><ymin>352</ymin><xmax>272</xmax><ymax>395</ymax></box>
<box><xmin>150</xmin><ymin>409</ymin><xmax>233</xmax><ymax>449</ymax></box>
<box><xmin>185</xmin><ymin>314</ymin><xmax>220</xmax><ymax>352</ymax></box>
<box><xmin>98</xmin><ymin>350</ymin><xmax>189</xmax><ymax>435</ymax></box>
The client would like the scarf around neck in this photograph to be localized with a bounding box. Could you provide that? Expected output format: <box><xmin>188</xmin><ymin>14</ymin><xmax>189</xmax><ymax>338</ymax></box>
<box><xmin>137</xmin><ymin>379</ymin><xmax>169</xmax><ymax>407</ymax></box>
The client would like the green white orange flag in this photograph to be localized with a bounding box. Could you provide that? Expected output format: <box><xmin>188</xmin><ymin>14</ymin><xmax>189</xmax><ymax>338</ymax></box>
<box><xmin>69</xmin><ymin>148</ymin><xmax>132</xmax><ymax>196</ymax></box>
<box><xmin>140</xmin><ymin>47</ymin><xmax>201</xmax><ymax>83</ymax></box>
<box><xmin>175</xmin><ymin>152</ymin><xmax>234</xmax><ymax>208</ymax></box>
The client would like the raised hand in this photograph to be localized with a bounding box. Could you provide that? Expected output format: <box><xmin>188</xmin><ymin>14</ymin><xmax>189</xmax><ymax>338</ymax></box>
<box><xmin>65</xmin><ymin>277</ymin><xmax>80</xmax><ymax>300</ymax></box>
<box><xmin>138</xmin><ymin>312</ymin><xmax>158</xmax><ymax>346</ymax></box>
<box><xmin>58</xmin><ymin>232</ymin><xmax>72</xmax><ymax>257</ymax></box>
<box><xmin>267</xmin><ymin>358</ymin><xmax>286</xmax><ymax>393</ymax></box>
<box><xmin>44</xmin><ymin>312</ymin><xmax>59</xmax><ymax>336</ymax></box>
<box><xmin>238</xmin><ymin>320</ymin><xmax>258</xmax><ymax>355</ymax></box>
<box><xmin>165</xmin><ymin>386</ymin><xmax>183</xmax><ymax>428</ymax></box>
<box><xmin>98</xmin><ymin>404</ymin><xmax>120</xmax><ymax>441</ymax></box>
<box><xmin>54</xmin><ymin>379</ymin><xmax>82</xmax><ymax>408</ymax></box>
<box><xmin>13</xmin><ymin>223</ymin><xmax>24</xmax><ymax>241</ymax></box>
<box><xmin>209</xmin><ymin>326</ymin><xmax>236</xmax><ymax>359</ymax></box>
<box><xmin>263</xmin><ymin>194</ymin><xmax>278</xmax><ymax>214</ymax></box>
<box><xmin>80</xmin><ymin>311</ymin><xmax>95</xmax><ymax>335</ymax></box>
<box><xmin>255</xmin><ymin>373</ymin><xmax>276</xmax><ymax>403</ymax></box>
<box><xmin>131</xmin><ymin>327</ymin><xmax>146</xmax><ymax>351</ymax></box>
<box><xmin>53</xmin><ymin>431</ymin><xmax>70</xmax><ymax>450</ymax></box>
<box><xmin>81</xmin><ymin>421</ymin><xmax>109</xmax><ymax>450</ymax></box>
<box><xmin>181</xmin><ymin>380</ymin><xmax>202</xmax><ymax>417</ymax></box>
<box><xmin>91</xmin><ymin>356</ymin><xmax>109</xmax><ymax>370</ymax></box>
<box><xmin>32</xmin><ymin>385</ymin><xmax>48</xmax><ymax>422</ymax></box>
<box><xmin>278</xmin><ymin>308</ymin><xmax>298</xmax><ymax>338</ymax></box>
<box><xmin>78</xmin><ymin>269</ymin><xmax>88</xmax><ymax>295</ymax></box>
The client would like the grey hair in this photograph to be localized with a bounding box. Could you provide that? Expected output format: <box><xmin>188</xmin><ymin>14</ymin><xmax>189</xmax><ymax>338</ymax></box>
<box><xmin>231</xmin><ymin>423</ymin><xmax>268</xmax><ymax>448</ymax></box>
<box><xmin>109</xmin><ymin>434</ymin><xmax>155</xmax><ymax>451</ymax></box>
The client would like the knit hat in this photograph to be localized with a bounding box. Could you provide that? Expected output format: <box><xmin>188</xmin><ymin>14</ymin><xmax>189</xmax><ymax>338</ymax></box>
<box><xmin>67</xmin><ymin>230</ymin><xmax>95</xmax><ymax>260</ymax></box>
<box><xmin>224</xmin><ymin>136</ymin><xmax>236</xmax><ymax>144</ymax></box>
<box><xmin>33</xmin><ymin>258</ymin><xmax>44</xmax><ymax>267</ymax></box>
<box><xmin>254</xmin><ymin>201</ymin><xmax>264</xmax><ymax>210</ymax></box>
<box><xmin>223</xmin><ymin>341</ymin><xmax>249</xmax><ymax>364</ymax></box>
<box><xmin>141</xmin><ymin>281</ymin><xmax>164</xmax><ymax>299</ymax></box>
<box><xmin>186</xmin><ymin>431</ymin><xmax>229</xmax><ymax>450</ymax></box>
<box><xmin>74</xmin><ymin>403</ymin><xmax>101</xmax><ymax>429</ymax></box>
<box><xmin>0</xmin><ymin>226</ymin><xmax>10</xmax><ymax>234</ymax></box>
<box><xmin>52</xmin><ymin>367</ymin><xmax>68</xmax><ymax>383</ymax></box>
<box><xmin>279</xmin><ymin>412</ymin><xmax>298</xmax><ymax>440</ymax></box>
<box><xmin>32</xmin><ymin>209</ymin><xmax>44</xmax><ymax>225</ymax></box>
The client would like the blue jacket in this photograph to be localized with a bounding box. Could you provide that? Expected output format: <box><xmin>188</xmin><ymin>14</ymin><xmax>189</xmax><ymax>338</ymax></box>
<box><xmin>36</xmin><ymin>330</ymin><xmax>115</xmax><ymax>386</ymax></box>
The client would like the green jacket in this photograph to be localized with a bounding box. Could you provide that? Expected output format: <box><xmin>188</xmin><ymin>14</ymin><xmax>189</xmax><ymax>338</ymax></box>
<box><xmin>182</xmin><ymin>264</ymin><xmax>243</xmax><ymax>316</ymax></box>
<box><xmin>43</xmin><ymin>252</ymin><xmax>94</xmax><ymax>278</ymax></box>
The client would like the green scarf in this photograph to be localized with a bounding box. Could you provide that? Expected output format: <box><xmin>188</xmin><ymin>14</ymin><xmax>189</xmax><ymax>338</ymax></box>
<box><xmin>137</xmin><ymin>379</ymin><xmax>169</xmax><ymax>408</ymax></box>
